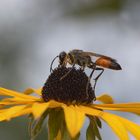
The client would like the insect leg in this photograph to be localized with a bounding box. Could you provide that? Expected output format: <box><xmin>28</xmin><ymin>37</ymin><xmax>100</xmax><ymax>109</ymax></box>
<box><xmin>93</xmin><ymin>67</ymin><xmax>104</xmax><ymax>91</ymax></box>
<box><xmin>86</xmin><ymin>64</ymin><xmax>96</xmax><ymax>100</ymax></box>
<box><xmin>50</xmin><ymin>56</ymin><xmax>59</xmax><ymax>73</ymax></box>
<box><xmin>60</xmin><ymin>63</ymin><xmax>75</xmax><ymax>80</ymax></box>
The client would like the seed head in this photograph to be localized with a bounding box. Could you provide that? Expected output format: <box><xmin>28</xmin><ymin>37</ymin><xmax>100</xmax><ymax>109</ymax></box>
<box><xmin>42</xmin><ymin>67</ymin><xmax>95</xmax><ymax>104</ymax></box>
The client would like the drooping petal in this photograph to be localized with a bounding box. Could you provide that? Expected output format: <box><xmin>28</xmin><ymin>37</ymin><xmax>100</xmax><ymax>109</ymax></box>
<box><xmin>24</xmin><ymin>88</ymin><xmax>42</xmax><ymax>96</ymax></box>
<box><xmin>80</xmin><ymin>106</ymin><xmax>129</xmax><ymax>140</ymax></box>
<box><xmin>96</xmin><ymin>94</ymin><xmax>114</xmax><ymax>104</ymax></box>
<box><xmin>62</xmin><ymin>105</ymin><xmax>85</xmax><ymax>138</ymax></box>
<box><xmin>0</xmin><ymin>87</ymin><xmax>38</xmax><ymax>100</ymax></box>
<box><xmin>0</xmin><ymin>105</ymin><xmax>31</xmax><ymax>121</ymax></box>
<box><xmin>32</xmin><ymin>102</ymin><xmax>49</xmax><ymax>119</ymax></box>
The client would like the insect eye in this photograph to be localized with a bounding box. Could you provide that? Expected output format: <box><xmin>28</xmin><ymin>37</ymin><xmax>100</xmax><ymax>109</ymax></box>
<box><xmin>59</xmin><ymin>51</ymin><xmax>67</xmax><ymax>63</ymax></box>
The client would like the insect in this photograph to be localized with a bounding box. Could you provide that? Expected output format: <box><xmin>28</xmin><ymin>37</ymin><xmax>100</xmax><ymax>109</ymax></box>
<box><xmin>50</xmin><ymin>49</ymin><xmax>122</xmax><ymax>97</ymax></box>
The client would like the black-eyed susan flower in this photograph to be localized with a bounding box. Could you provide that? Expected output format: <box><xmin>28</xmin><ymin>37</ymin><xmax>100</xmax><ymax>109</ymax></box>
<box><xmin>0</xmin><ymin>67</ymin><xmax>140</xmax><ymax>140</ymax></box>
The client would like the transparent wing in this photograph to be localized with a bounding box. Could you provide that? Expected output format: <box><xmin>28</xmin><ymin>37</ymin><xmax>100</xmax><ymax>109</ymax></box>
<box><xmin>81</xmin><ymin>51</ymin><xmax>117</xmax><ymax>62</ymax></box>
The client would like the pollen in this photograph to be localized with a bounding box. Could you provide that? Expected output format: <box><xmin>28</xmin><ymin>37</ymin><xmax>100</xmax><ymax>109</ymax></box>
<box><xmin>42</xmin><ymin>67</ymin><xmax>95</xmax><ymax>104</ymax></box>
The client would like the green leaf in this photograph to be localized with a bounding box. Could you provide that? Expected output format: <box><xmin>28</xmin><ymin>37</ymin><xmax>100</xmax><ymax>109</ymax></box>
<box><xmin>61</xmin><ymin>126</ymin><xmax>71</xmax><ymax>140</ymax></box>
<box><xmin>30</xmin><ymin>110</ymin><xmax>48</xmax><ymax>140</ymax></box>
<box><xmin>86</xmin><ymin>116</ymin><xmax>102</xmax><ymax>140</ymax></box>
<box><xmin>28</xmin><ymin>114</ymin><xmax>34</xmax><ymax>137</ymax></box>
<box><xmin>94</xmin><ymin>117</ymin><xmax>102</xmax><ymax>128</ymax></box>
<box><xmin>48</xmin><ymin>109</ymin><xmax>64</xmax><ymax>140</ymax></box>
<box><xmin>90</xmin><ymin>117</ymin><xmax>102</xmax><ymax>140</ymax></box>
<box><xmin>59</xmin><ymin>114</ymin><xmax>71</xmax><ymax>140</ymax></box>
<box><xmin>86</xmin><ymin>122</ymin><xmax>96</xmax><ymax>140</ymax></box>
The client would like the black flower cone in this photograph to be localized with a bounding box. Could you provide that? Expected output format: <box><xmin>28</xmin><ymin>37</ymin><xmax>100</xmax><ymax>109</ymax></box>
<box><xmin>42</xmin><ymin>67</ymin><xmax>96</xmax><ymax>104</ymax></box>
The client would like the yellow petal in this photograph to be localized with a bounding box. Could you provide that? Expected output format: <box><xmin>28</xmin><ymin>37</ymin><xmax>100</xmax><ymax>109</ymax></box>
<box><xmin>0</xmin><ymin>87</ymin><xmax>38</xmax><ymax>100</ymax></box>
<box><xmin>96</xmin><ymin>94</ymin><xmax>114</xmax><ymax>104</ymax></box>
<box><xmin>117</xmin><ymin>116</ymin><xmax>140</xmax><ymax>139</ymax></box>
<box><xmin>24</xmin><ymin>88</ymin><xmax>42</xmax><ymax>96</ymax></box>
<box><xmin>0</xmin><ymin>105</ymin><xmax>31</xmax><ymax>121</ymax></box>
<box><xmin>80</xmin><ymin>106</ymin><xmax>129</xmax><ymax>140</ymax></box>
<box><xmin>63</xmin><ymin>105</ymin><xmax>85</xmax><ymax>138</ymax></box>
<box><xmin>93</xmin><ymin>103</ymin><xmax>140</xmax><ymax>115</ymax></box>
<box><xmin>10</xmin><ymin>107</ymin><xmax>31</xmax><ymax>119</ymax></box>
<box><xmin>2</xmin><ymin>97</ymin><xmax>40</xmax><ymax>102</ymax></box>
<box><xmin>100</xmin><ymin>113</ymin><xmax>129</xmax><ymax>140</ymax></box>
<box><xmin>94</xmin><ymin>103</ymin><xmax>140</xmax><ymax>108</ymax></box>
<box><xmin>0</xmin><ymin>97</ymin><xmax>41</xmax><ymax>106</ymax></box>
<box><xmin>32</xmin><ymin>102</ymin><xmax>49</xmax><ymax>119</ymax></box>
<box><xmin>49</xmin><ymin>100</ymin><xmax>64</xmax><ymax>108</ymax></box>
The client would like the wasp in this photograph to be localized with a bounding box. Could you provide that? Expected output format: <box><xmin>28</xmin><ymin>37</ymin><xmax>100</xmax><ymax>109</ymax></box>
<box><xmin>50</xmin><ymin>49</ymin><xmax>122</xmax><ymax>98</ymax></box>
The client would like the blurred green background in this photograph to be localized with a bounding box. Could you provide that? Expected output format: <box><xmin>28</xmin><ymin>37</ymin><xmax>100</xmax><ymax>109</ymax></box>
<box><xmin>0</xmin><ymin>0</ymin><xmax>140</xmax><ymax>139</ymax></box>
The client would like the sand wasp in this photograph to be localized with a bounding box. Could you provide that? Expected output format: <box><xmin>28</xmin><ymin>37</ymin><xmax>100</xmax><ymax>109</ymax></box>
<box><xmin>50</xmin><ymin>49</ymin><xmax>122</xmax><ymax>98</ymax></box>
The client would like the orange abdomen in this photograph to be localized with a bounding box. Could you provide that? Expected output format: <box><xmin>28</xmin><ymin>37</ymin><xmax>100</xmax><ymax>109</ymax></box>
<box><xmin>95</xmin><ymin>57</ymin><xmax>122</xmax><ymax>70</ymax></box>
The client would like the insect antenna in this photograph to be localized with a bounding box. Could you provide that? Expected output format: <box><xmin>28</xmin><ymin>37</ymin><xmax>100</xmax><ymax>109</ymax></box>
<box><xmin>50</xmin><ymin>55</ymin><xmax>59</xmax><ymax>72</ymax></box>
